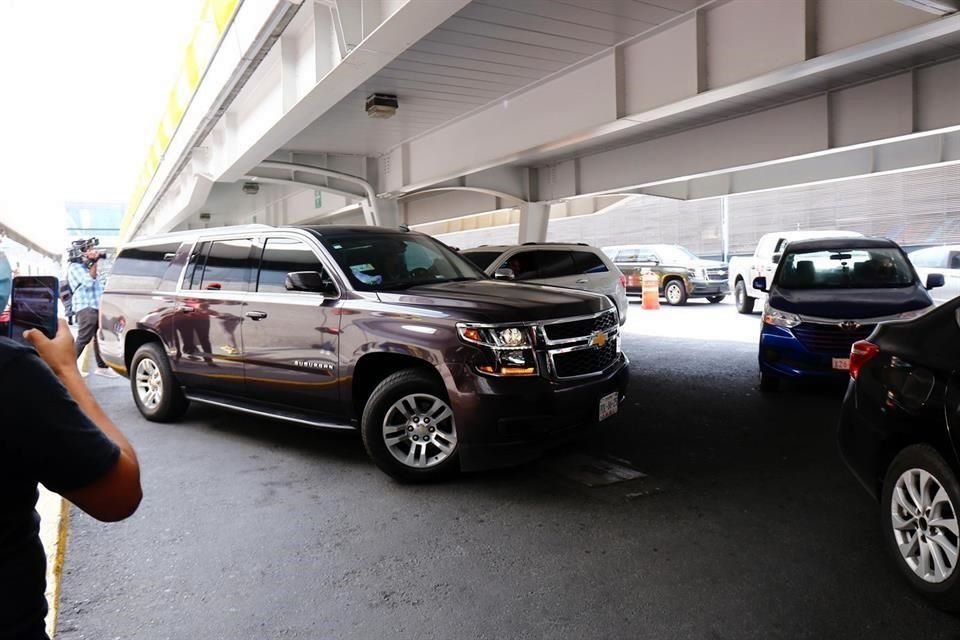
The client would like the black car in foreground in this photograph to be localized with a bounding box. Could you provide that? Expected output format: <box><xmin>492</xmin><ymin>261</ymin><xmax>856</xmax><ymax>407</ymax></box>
<box><xmin>839</xmin><ymin>297</ymin><xmax>960</xmax><ymax>610</ymax></box>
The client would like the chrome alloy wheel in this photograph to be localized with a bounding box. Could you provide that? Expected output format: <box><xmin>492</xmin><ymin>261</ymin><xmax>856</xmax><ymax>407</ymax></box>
<box><xmin>892</xmin><ymin>468</ymin><xmax>960</xmax><ymax>583</ymax></box>
<box><xmin>665</xmin><ymin>282</ymin><xmax>683</xmax><ymax>305</ymax></box>
<box><xmin>135</xmin><ymin>358</ymin><xmax>164</xmax><ymax>411</ymax></box>
<box><xmin>736</xmin><ymin>283</ymin><xmax>745</xmax><ymax>307</ymax></box>
<box><xmin>382</xmin><ymin>393</ymin><xmax>458</xmax><ymax>469</ymax></box>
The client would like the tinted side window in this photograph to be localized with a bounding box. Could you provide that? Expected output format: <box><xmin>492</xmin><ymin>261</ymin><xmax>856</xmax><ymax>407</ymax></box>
<box><xmin>199</xmin><ymin>239</ymin><xmax>254</xmax><ymax>292</ymax></box>
<box><xmin>107</xmin><ymin>242</ymin><xmax>182</xmax><ymax>291</ymax></box>
<box><xmin>499</xmin><ymin>251</ymin><xmax>538</xmax><ymax>280</ymax></box>
<box><xmin>615</xmin><ymin>250</ymin><xmax>638</xmax><ymax>263</ymax></box>
<box><xmin>158</xmin><ymin>242</ymin><xmax>192</xmax><ymax>292</ymax></box>
<box><xmin>571</xmin><ymin>251</ymin><xmax>608</xmax><ymax>274</ymax></box>
<box><xmin>257</xmin><ymin>238</ymin><xmax>326</xmax><ymax>293</ymax></box>
<box><xmin>183</xmin><ymin>242</ymin><xmax>210</xmax><ymax>290</ymax></box>
<box><xmin>535</xmin><ymin>251</ymin><xmax>575</xmax><ymax>279</ymax></box>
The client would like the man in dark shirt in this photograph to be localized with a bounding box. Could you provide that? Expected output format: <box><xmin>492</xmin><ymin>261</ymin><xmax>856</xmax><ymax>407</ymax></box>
<box><xmin>0</xmin><ymin>256</ymin><xmax>142</xmax><ymax>639</ymax></box>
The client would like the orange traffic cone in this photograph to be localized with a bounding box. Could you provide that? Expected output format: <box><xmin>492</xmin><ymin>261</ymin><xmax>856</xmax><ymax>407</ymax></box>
<box><xmin>641</xmin><ymin>270</ymin><xmax>660</xmax><ymax>310</ymax></box>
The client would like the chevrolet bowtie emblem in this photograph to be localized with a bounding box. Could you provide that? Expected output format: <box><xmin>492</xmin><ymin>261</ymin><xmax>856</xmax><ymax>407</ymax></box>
<box><xmin>591</xmin><ymin>332</ymin><xmax>608</xmax><ymax>347</ymax></box>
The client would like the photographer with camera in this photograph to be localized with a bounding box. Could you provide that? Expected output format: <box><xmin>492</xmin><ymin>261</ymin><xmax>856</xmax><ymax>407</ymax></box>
<box><xmin>66</xmin><ymin>239</ymin><xmax>116</xmax><ymax>378</ymax></box>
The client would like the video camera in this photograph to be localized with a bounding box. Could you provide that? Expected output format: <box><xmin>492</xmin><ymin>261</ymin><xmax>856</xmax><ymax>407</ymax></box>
<box><xmin>67</xmin><ymin>237</ymin><xmax>107</xmax><ymax>267</ymax></box>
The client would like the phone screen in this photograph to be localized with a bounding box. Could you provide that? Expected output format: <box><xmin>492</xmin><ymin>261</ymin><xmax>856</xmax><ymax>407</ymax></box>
<box><xmin>10</xmin><ymin>276</ymin><xmax>59</xmax><ymax>344</ymax></box>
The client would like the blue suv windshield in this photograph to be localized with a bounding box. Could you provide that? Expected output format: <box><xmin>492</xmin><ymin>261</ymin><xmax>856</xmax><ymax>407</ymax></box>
<box><xmin>778</xmin><ymin>247</ymin><xmax>915</xmax><ymax>290</ymax></box>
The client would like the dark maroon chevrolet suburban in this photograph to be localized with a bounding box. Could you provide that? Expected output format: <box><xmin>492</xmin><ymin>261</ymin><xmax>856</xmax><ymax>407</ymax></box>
<box><xmin>100</xmin><ymin>224</ymin><xmax>628</xmax><ymax>480</ymax></box>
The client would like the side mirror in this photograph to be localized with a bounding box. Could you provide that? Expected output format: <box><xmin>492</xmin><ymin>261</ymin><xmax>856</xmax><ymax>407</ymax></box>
<box><xmin>926</xmin><ymin>273</ymin><xmax>945</xmax><ymax>290</ymax></box>
<box><xmin>752</xmin><ymin>276</ymin><xmax>768</xmax><ymax>293</ymax></box>
<box><xmin>285</xmin><ymin>271</ymin><xmax>337</xmax><ymax>296</ymax></box>
<box><xmin>494</xmin><ymin>268</ymin><xmax>516</xmax><ymax>281</ymax></box>
<box><xmin>771</xmin><ymin>253</ymin><xmax>781</xmax><ymax>264</ymax></box>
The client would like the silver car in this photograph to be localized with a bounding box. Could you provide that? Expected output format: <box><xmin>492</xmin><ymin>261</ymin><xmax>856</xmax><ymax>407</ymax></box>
<box><xmin>909</xmin><ymin>245</ymin><xmax>959</xmax><ymax>305</ymax></box>
<box><xmin>460</xmin><ymin>243</ymin><xmax>629</xmax><ymax>323</ymax></box>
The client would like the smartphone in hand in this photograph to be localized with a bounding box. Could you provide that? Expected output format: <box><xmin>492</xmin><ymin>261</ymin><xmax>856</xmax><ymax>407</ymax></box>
<box><xmin>9</xmin><ymin>276</ymin><xmax>59</xmax><ymax>344</ymax></box>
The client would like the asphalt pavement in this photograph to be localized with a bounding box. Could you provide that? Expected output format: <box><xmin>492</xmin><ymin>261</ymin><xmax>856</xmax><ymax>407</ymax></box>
<box><xmin>57</xmin><ymin>299</ymin><xmax>960</xmax><ymax>639</ymax></box>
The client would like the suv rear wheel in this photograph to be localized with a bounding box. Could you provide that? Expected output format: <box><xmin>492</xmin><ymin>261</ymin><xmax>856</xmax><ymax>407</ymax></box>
<box><xmin>663</xmin><ymin>279</ymin><xmax>687</xmax><ymax>306</ymax></box>
<box><xmin>130</xmin><ymin>343</ymin><xmax>189</xmax><ymax>422</ymax></box>
<box><xmin>361</xmin><ymin>369</ymin><xmax>459</xmax><ymax>482</ymax></box>
<box><xmin>882</xmin><ymin>445</ymin><xmax>960</xmax><ymax>611</ymax></box>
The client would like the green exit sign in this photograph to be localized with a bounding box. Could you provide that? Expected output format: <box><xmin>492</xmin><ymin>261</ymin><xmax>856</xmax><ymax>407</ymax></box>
<box><xmin>314</xmin><ymin>191</ymin><xmax>323</xmax><ymax>208</ymax></box>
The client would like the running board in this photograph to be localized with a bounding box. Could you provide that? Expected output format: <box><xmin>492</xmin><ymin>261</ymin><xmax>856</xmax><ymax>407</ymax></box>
<box><xmin>185</xmin><ymin>394</ymin><xmax>356</xmax><ymax>431</ymax></box>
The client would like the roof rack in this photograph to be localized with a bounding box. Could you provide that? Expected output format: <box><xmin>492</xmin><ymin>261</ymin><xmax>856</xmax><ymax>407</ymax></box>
<box><xmin>520</xmin><ymin>241</ymin><xmax>589</xmax><ymax>246</ymax></box>
<box><xmin>125</xmin><ymin>224</ymin><xmax>274</xmax><ymax>244</ymax></box>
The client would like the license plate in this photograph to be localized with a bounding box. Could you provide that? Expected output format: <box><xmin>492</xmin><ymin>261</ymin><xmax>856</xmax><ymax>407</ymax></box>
<box><xmin>832</xmin><ymin>358</ymin><xmax>850</xmax><ymax>371</ymax></box>
<box><xmin>599</xmin><ymin>391</ymin><xmax>619</xmax><ymax>422</ymax></box>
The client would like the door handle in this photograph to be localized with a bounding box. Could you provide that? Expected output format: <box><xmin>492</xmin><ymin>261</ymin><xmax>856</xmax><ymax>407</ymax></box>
<box><xmin>576</xmin><ymin>278</ymin><xmax>589</xmax><ymax>284</ymax></box>
<box><xmin>176</xmin><ymin>304</ymin><xmax>195</xmax><ymax>313</ymax></box>
<box><xmin>245</xmin><ymin>310</ymin><xmax>268</xmax><ymax>321</ymax></box>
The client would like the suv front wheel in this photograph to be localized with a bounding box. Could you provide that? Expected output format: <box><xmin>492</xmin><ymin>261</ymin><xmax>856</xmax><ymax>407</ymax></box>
<box><xmin>130</xmin><ymin>343</ymin><xmax>189</xmax><ymax>422</ymax></box>
<box><xmin>663</xmin><ymin>279</ymin><xmax>688</xmax><ymax>306</ymax></box>
<box><xmin>361</xmin><ymin>369</ymin><xmax>460</xmax><ymax>482</ymax></box>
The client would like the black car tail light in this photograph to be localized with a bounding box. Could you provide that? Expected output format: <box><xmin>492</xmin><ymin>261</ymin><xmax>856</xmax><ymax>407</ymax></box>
<box><xmin>849</xmin><ymin>341</ymin><xmax>880</xmax><ymax>380</ymax></box>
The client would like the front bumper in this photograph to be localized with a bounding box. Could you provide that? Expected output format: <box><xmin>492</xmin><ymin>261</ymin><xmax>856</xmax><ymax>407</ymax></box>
<box><xmin>446</xmin><ymin>356</ymin><xmax>630</xmax><ymax>471</ymax></box>
<box><xmin>688</xmin><ymin>280</ymin><xmax>730</xmax><ymax>297</ymax></box>
<box><xmin>758</xmin><ymin>324</ymin><xmax>850</xmax><ymax>381</ymax></box>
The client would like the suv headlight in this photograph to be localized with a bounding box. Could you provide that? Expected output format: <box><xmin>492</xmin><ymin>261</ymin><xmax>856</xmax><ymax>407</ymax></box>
<box><xmin>457</xmin><ymin>324</ymin><xmax>537</xmax><ymax>376</ymax></box>
<box><xmin>763</xmin><ymin>304</ymin><xmax>802</xmax><ymax>329</ymax></box>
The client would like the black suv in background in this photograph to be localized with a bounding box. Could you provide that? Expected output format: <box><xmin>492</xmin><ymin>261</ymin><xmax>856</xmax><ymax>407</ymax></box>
<box><xmin>602</xmin><ymin>244</ymin><xmax>729</xmax><ymax>305</ymax></box>
<box><xmin>100</xmin><ymin>225</ymin><xmax>629</xmax><ymax>480</ymax></box>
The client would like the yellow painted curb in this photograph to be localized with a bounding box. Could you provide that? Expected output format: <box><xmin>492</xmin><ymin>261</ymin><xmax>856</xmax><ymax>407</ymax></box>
<box><xmin>38</xmin><ymin>489</ymin><xmax>69</xmax><ymax>638</ymax></box>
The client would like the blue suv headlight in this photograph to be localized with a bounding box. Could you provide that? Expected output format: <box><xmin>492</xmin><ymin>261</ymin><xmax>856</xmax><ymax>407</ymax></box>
<box><xmin>763</xmin><ymin>303</ymin><xmax>802</xmax><ymax>329</ymax></box>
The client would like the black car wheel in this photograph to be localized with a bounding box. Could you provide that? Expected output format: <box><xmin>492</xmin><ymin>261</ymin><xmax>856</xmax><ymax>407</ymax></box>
<box><xmin>882</xmin><ymin>445</ymin><xmax>960</xmax><ymax>611</ymax></box>
<box><xmin>664</xmin><ymin>280</ymin><xmax>688</xmax><ymax>306</ymax></box>
<box><xmin>759</xmin><ymin>370</ymin><xmax>780</xmax><ymax>392</ymax></box>
<box><xmin>707</xmin><ymin>295</ymin><xmax>725</xmax><ymax>304</ymax></box>
<box><xmin>361</xmin><ymin>369</ymin><xmax>460</xmax><ymax>482</ymax></box>
<box><xmin>130</xmin><ymin>343</ymin><xmax>189</xmax><ymax>422</ymax></box>
<box><xmin>735</xmin><ymin>280</ymin><xmax>755</xmax><ymax>314</ymax></box>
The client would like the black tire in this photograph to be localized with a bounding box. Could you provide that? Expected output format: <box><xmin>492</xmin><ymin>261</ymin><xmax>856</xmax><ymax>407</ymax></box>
<box><xmin>881</xmin><ymin>445</ymin><xmax>960</xmax><ymax>611</ymax></box>
<box><xmin>129</xmin><ymin>342</ymin><xmax>189</xmax><ymax>422</ymax></box>
<box><xmin>735</xmin><ymin>280</ymin><xmax>755</xmax><ymax>314</ymax></box>
<box><xmin>707</xmin><ymin>295</ymin><xmax>725</xmax><ymax>304</ymax></box>
<box><xmin>663</xmin><ymin>279</ymin><xmax>688</xmax><ymax>306</ymax></box>
<box><xmin>759</xmin><ymin>370</ymin><xmax>780</xmax><ymax>392</ymax></box>
<box><xmin>361</xmin><ymin>369</ymin><xmax>460</xmax><ymax>482</ymax></box>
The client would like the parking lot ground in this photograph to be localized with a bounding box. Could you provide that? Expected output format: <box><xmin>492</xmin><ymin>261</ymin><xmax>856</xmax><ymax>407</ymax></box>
<box><xmin>58</xmin><ymin>300</ymin><xmax>959</xmax><ymax>639</ymax></box>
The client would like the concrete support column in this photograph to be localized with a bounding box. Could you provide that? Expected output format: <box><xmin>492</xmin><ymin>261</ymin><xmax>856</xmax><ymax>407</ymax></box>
<box><xmin>517</xmin><ymin>202</ymin><xmax>549</xmax><ymax>244</ymax></box>
<box><xmin>373</xmin><ymin>197</ymin><xmax>401</xmax><ymax>228</ymax></box>
<box><xmin>720</xmin><ymin>195</ymin><xmax>730</xmax><ymax>262</ymax></box>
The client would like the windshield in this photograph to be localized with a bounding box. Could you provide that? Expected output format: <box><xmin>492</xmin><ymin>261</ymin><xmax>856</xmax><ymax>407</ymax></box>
<box><xmin>654</xmin><ymin>245</ymin><xmax>699</xmax><ymax>264</ymax></box>
<box><xmin>778</xmin><ymin>247</ymin><xmax>916</xmax><ymax>290</ymax></box>
<box><xmin>320</xmin><ymin>233</ymin><xmax>486</xmax><ymax>291</ymax></box>
<box><xmin>461</xmin><ymin>251</ymin><xmax>503</xmax><ymax>271</ymax></box>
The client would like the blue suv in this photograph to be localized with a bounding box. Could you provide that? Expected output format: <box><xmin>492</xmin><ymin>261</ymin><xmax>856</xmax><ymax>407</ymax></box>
<box><xmin>754</xmin><ymin>237</ymin><xmax>944</xmax><ymax>391</ymax></box>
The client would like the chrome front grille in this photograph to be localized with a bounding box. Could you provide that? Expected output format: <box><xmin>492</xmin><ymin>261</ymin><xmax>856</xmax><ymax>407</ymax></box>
<box><xmin>539</xmin><ymin>310</ymin><xmax>622</xmax><ymax>380</ymax></box>
<box><xmin>706</xmin><ymin>267</ymin><xmax>728</xmax><ymax>282</ymax></box>
<box><xmin>543</xmin><ymin>309</ymin><xmax>618</xmax><ymax>342</ymax></box>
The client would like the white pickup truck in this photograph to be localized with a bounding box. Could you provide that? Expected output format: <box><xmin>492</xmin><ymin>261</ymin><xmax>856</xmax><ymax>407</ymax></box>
<box><xmin>728</xmin><ymin>230</ymin><xmax>864</xmax><ymax>313</ymax></box>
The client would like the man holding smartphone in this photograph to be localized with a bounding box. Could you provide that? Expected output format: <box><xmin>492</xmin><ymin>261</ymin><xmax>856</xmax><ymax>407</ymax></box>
<box><xmin>0</xmin><ymin>251</ymin><xmax>142</xmax><ymax>640</ymax></box>
<box><xmin>66</xmin><ymin>242</ymin><xmax>117</xmax><ymax>378</ymax></box>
